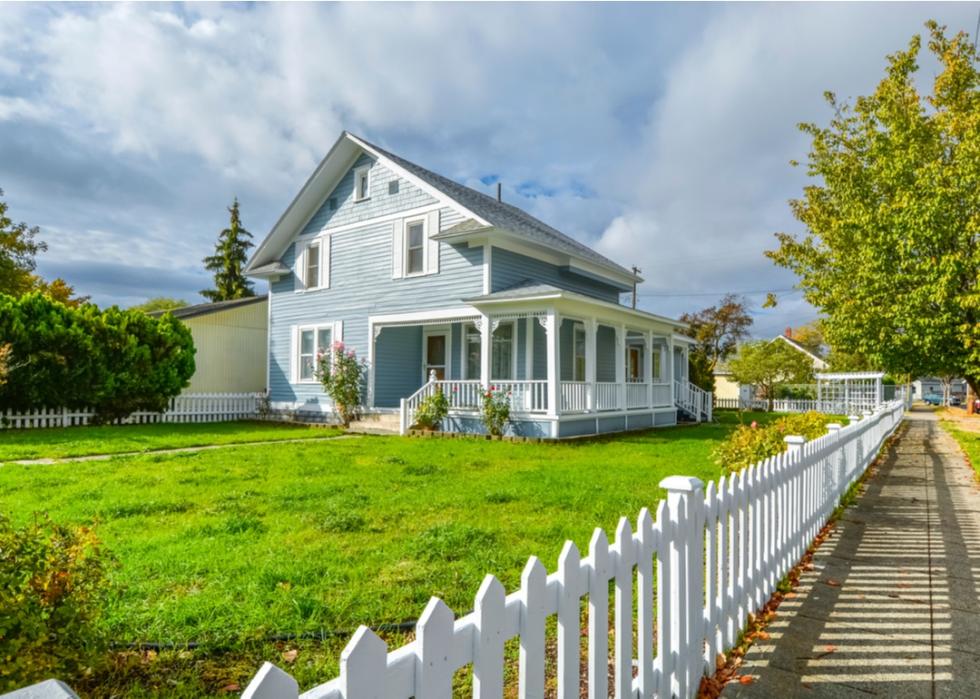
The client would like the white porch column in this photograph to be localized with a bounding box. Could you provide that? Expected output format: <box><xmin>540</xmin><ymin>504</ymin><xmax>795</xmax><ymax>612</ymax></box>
<box><xmin>645</xmin><ymin>331</ymin><xmax>654</xmax><ymax>408</ymax></box>
<box><xmin>615</xmin><ymin>324</ymin><xmax>626</xmax><ymax>410</ymax></box>
<box><xmin>524</xmin><ymin>316</ymin><xmax>534</xmax><ymax>380</ymax></box>
<box><xmin>545</xmin><ymin>309</ymin><xmax>559</xmax><ymax>424</ymax></box>
<box><xmin>669</xmin><ymin>336</ymin><xmax>676</xmax><ymax>406</ymax></box>
<box><xmin>479</xmin><ymin>313</ymin><xmax>491</xmax><ymax>387</ymax></box>
<box><xmin>585</xmin><ymin>318</ymin><xmax>597</xmax><ymax>411</ymax></box>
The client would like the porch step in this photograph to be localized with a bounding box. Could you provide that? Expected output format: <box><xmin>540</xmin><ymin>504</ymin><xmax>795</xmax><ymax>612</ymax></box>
<box><xmin>348</xmin><ymin>412</ymin><xmax>401</xmax><ymax>435</ymax></box>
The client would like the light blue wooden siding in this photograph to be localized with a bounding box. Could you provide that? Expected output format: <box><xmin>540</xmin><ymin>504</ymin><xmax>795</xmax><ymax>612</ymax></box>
<box><xmin>268</xmin><ymin>204</ymin><xmax>483</xmax><ymax>405</ymax></box>
<box><xmin>559</xmin><ymin>318</ymin><xmax>575</xmax><ymax>381</ymax></box>
<box><xmin>490</xmin><ymin>247</ymin><xmax>623</xmax><ymax>303</ymax></box>
<box><xmin>596</xmin><ymin>325</ymin><xmax>616</xmax><ymax>382</ymax></box>
<box><xmin>374</xmin><ymin>326</ymin><xmax>423</xmax><ymax>408</ymax></box>
<box><xmin>301</xmin><ymin>154</ymin><xmax>436</xmax><ymax>234</ymax></box>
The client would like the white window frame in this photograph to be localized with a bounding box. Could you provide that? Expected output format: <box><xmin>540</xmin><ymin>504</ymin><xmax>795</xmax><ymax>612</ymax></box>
<box><xmin>354</xmin><ymin>165</ymin><xmax>371</xmax><ymax>202</ymax></box>
<box><xmin>294</xmin><ymin>324</ymin><xmax>334</xmax><ymax>384</ymax></box>
<box><xmin>304</xmin><ymin>241</ymin><xmax>321</xmax><ymax>290</ymax></box>
<box><xmin>404</xmin><ymin>216</ymin><xmax>427</xmax><ymax>277</ymax></box>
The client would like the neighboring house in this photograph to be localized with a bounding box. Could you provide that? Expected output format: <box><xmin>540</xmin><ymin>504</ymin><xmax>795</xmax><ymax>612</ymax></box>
<box><xmin>912</xmin><ymin>377</ymin><xmax>967</xmax><ymax>402</ymax></box>
<box><xmin>150</xmin><ymin>297</ymin><xmax>268</xmax><ymax>393</ymax></box>
<box><xmin>713</xmin><ymin>329</ymin><xmax>828</xmax><ymax>403</ymax></box>
<box><xmin>244</xmin><ymin>131</ymin><xmax>706</xmax><ymax>438</ymax></box>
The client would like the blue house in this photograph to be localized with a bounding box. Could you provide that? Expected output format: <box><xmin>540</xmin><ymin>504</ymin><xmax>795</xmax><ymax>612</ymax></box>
<box><xmin>245</xmin><ymin>132</ymin><xmax>709</xmax><ymax>438</ymax></box>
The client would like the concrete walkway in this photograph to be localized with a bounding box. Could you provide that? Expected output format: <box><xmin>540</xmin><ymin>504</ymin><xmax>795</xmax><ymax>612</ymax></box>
<box><xmin>724</xmin><ymin>408</ymin><xmax>980</xmax><ymax>698</ymax></box>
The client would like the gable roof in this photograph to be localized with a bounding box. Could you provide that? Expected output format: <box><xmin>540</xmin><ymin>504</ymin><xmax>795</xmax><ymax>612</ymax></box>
<box><xmin>246</xmin><ymin>132</ymin><xmax>637</xmax><ymax>287</ymax></box>
<box><xmin>147</xmin><ymin>295</ymin><xmax>266</xmax><ymax>321</ymax></box>
<box><xmin>348</xmin><ymin>134</ymin><xmax>635</xmax><ymax>281</ymax></box>
<box><xmin>772</xmin><ymin>334</ymin><xmax>829</xmax><ymax>369</ymax></box>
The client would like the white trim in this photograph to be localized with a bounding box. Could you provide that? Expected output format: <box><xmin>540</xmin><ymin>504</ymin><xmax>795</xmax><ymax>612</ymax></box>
<box><xmin>294</xmin><ymin>238</ymin><xmax>330</xmax><ymax>293</ymax></box>
<box><xmin>266</xmin><ymin>291</ymin><xmax>272</xmax><ymax>392</ymax></box>
<box><xmin>353</xmin><ymin>164</ymin><xmax>371</xmax><ymax>202</ymax></box>
<box><xmin>422</xmin><ymin>327</ymin><xmax>451</xmax><ymax>383</ymax></box>
<box><xmin>482</xmin><ymin>243</ymin><xmax>492</xmax><ymax>294</ymax></box>
<box><xmin>403</xmin><ymin>215</ymin><xmax>428</xmax><ymax>277</ymax></box>
<box><xmin>773</xmin><ymin>334</ymin><xmax>829</xmax><ymax>369</ymax></box>
<box><xmin>368</xmin><ymin>307</ymin><xmax>479</xmax><ymax>326</ymax></box>
<box><xmin>524</xmin><ymin>316</ymin><xmax>533</xmax><ymax>380</ymax></box>
<box><xmin>293</xmin><ymin>323</ymin><xmax>335</xmax><ymax>384</ymax></box>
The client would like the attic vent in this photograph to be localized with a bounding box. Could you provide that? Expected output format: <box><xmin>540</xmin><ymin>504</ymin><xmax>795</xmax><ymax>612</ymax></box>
<box><xmin>388</xmin><ymin>180</ymin><xmax>399</xmax><ymax>195</ymax></box>
<box><xmin>328</xmin><ymin>197</ymin><xmax>337</xmax><ymax>211</ymax></box>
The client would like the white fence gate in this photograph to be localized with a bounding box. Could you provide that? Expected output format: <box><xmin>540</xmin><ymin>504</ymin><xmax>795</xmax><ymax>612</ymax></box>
<box><xmin>0</xmin><ymin>393</ymin><xmax>263</xmax><ymax>429</ymax></box>
<box><xmin>244</xmin><ymin>401</ymin><xmax>905</xmax><ymax>699</ymax></box>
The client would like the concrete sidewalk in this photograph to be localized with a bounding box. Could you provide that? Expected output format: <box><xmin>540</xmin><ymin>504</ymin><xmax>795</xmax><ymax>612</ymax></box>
<box><xmin>723</xmin><ymin>408</ymin><xmax>980</xmax><ymax>698</ymax></box>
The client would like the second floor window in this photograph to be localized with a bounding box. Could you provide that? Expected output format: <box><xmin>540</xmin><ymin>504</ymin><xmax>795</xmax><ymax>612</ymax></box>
<box><xmin>354</xmin><ymin>166</ymin><xmax>370</xmax><ymax>201</ymax></box>
<box><xmin>406</xmin><ymin>220</ymin><xmax>425</xmax><ymax>275</ymax></box>
<box><xmin>305</xmin><ymin>242</ymin><xmax>320</xmax><ymax>289</ymax></box>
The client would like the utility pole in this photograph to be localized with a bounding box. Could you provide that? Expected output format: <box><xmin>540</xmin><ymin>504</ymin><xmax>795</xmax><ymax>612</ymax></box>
<box><xmin>631</xmin><ymin>265</ymin><xmax>642</xmax><ymax>309</ymax></box>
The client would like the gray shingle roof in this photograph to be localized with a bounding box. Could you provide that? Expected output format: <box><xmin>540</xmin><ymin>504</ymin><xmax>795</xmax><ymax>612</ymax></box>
<box><xmin>147</xmin><ymin>295</ymin><xmax>266</xmax><ymax>320</ymax></box>
<box><xmin>355</xmin><ymin>135</ymin><xmax>634</xmax><ymax>280</ymax></box>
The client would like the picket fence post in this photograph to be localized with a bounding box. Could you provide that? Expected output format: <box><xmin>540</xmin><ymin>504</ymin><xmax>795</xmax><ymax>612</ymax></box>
<box><xmin>240</xmin><ymin>662</ymin><xmax>298</xmax><ymax>699</ymax></box>
<box><xmin>660</xmin><ymin>475</ymin><xmax>705</xmax><ymax>698</ymax></box>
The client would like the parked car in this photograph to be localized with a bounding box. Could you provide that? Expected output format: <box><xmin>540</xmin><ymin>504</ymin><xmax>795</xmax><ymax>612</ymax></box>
<box><xmin>923</xmin><ymin>394</ymin><xmax>944</xmax><ymax>406</ymax></box>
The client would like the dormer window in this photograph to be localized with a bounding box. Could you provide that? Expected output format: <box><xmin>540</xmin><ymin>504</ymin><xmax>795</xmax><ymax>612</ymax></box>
<box><xmin>405</xmin><ymin>219</ymin><xmax>425</xmax><ymax>275</ymax></box>
<box><xmin>354</xmin><ymin>165</ymin><xmax>370</xmax><ymax>202</ymax></box>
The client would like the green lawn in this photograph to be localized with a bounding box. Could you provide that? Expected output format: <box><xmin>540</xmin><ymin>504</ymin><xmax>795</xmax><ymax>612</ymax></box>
<box><xmin>0</xmin><ymin>411</ymin><xmax>775</xmax><ymax>696</ymax></box>
<box><xmin>0</xmin><ymin>421</ymin><xmax>343</xmax><ymax>460</ymax></box>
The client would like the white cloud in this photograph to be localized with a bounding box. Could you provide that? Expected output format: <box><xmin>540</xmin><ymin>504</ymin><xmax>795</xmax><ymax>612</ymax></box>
<box><xmin>0</xmin><ymin>2</ymin><xmax>975</xmax><ymax>319</ymax></box>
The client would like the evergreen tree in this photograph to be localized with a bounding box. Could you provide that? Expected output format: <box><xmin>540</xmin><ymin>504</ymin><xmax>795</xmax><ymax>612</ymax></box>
<box><xmin>201</xmin><ymin>198</ymin><xmax>255</xmax><ymax>302</ymax></box>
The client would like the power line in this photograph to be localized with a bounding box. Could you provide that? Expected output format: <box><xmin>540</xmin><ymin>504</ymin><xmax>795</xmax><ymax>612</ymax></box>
<box><xmin>638</xmin><ymin>287</ymin><xmax>799</xmax><ymax>298</ymax></box>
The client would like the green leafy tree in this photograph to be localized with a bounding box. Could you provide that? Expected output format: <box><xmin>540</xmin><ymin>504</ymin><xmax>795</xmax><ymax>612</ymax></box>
<box><xmin>0</xmin><ymin>189</ymin><xmax>84</xmax><ymax>305</ymax></box>
<box><xmin>131</xmin><ymin>297</ymin><xmax>189</xmax><ymax>313</ymax></box>
<box><xmin>201</xmin><ymin>198</ymin><xmax>255</xmax><ymax>302</ymax></box>
<box><xmin>789</xmin><ymin>322</ymin><xmax>827</xmax><ymax>357</ymax></box>
<box><xmin>727</xmin><ymin>339</ymin><xmax>815</xmax><ymax>411</ymax></box>
<box><xmin>680</xmin><ymin>294</ymin><xmax>753</xmax><ymax>372</ymax></box>
<box><xmin>767</xmin><ymin>22</ymin><xmax>980</xmax><ymax>395</ymax></box>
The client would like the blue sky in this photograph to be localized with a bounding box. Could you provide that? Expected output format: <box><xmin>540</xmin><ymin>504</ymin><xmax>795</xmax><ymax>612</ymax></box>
<box><xmin>0</xmin><ymin>2</ymin><xmax>976</xmax><ymax>337</ymax></box>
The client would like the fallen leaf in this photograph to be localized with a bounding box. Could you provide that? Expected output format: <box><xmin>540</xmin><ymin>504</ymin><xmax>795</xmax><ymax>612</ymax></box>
<box><xmin>282</xmin><ymin>649</ymin><xmax>299</xmax><ymax>663</ymax></box>
<box><xmin>757</xmin><ymin>631</ymin><xmax>770</xmax><ymax>640</ymax></box>
<box><xmin>716</xmin><ymin>653</ymin><xmax>726</xmax><ymax>670</ymax></box>
<box><xmin>824</xmin><ymin>579</ymin><xmax>841</xmax><ymax>587</ymax></box>
<box><xmin>219</xmin><ymin>684</ymin><xmax>241</xmax><ymax>693</ymax></box>
<box><xmin>739</xmin><ymin>675</ymin><xmax>755</xmax><ymax>685</ymax></box>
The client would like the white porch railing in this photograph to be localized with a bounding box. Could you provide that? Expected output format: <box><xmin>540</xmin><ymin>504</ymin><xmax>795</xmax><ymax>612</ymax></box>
<box><xmin>0</xmin><ymin>393</ymin><xmax>264</xmax><ymax>429</ymax></box>
<box><xmin>243</xmin><ymin>400</ymin><xmax>906</xmax><ymax>699</ymax></box>
<box><xmin>401</xmin><ymin>378</ymin><xmax>708</xmax><ymax>433</ymax></box>
<box><xmin>401</xmin><ymin>378</ymin><xmax>549</xmax><ymax>433</ymax></box>
<box><xmin>674</xmin><ymin>380</ymin><xmax>712</xmax><ymax>423</ymax></box>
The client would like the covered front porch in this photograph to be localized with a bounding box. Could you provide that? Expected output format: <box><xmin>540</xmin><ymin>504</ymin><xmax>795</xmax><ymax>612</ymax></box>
<box><xmin>367</xmin><ymin>287</ymin><xmax>709</xmax><ymax>438</ymax></box>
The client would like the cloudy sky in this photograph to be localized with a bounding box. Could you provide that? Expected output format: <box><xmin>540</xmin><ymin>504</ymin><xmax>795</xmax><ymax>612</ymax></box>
<box><xmin>0</xmin><ymin>2</ymin><xmax>975</xmax><ymax>337</ymax></box>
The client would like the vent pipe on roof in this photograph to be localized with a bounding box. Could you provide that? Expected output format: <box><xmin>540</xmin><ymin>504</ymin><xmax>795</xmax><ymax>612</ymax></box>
<box><xmin>497</xmin><ymin>182</ymin><xmax>502</xmax><ymax>202</ymax></box>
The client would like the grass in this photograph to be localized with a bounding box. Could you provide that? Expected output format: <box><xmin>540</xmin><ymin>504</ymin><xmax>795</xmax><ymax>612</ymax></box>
<box><xmin>940</xmin><ymin>419</ymin><xmax>980</xmax><ymax>479</ymax></box>
<box><xmin>0</xmin><ymin>410</ymin><xmax>777</xmax><ymax>696</ymax></box>
<box><xmin>0</xmin><ymin>421</ymin><xmax>343</xmax><ymax>460</ymax></box>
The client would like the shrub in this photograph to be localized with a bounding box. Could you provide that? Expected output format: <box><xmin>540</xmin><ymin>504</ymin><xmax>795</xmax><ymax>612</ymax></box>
<box><xmin>414</xmin><ymin>389</ymin><xmax>448</xmax><ymax>430</ymax></box>
<box><xmin>481</xmin><ymin>385</ymin><xmax>511</xmax><ymax>437</ymax></box>
<box><xmin>0</xmin><ymin>514</ymin><xmax>113</xmax><ymax>691</ymax></box>
<box><xmin>0</xmin><ymin>292</ymin><xmax>195</xmax><ymax>420</ymax></box>
<box><xmin>317</xmin><ymin>341</ymin><xmax>367</xmax><ymax>427</ymax></box>
<box><xmin>713</xmin><ymin>411</ymin><xmax>835</xmax><ymax>474</ymax></box>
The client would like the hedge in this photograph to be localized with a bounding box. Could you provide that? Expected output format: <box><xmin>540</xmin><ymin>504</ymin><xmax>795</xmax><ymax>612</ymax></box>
<box><xmin>0</xmin><ymin>293</ymin><xmax>195</xmax><ymax>421</ymax></box>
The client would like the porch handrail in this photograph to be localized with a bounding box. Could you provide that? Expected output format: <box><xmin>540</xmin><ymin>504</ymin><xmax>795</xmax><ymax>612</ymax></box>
<box><xmin>674</xmin><ymin>380</ymin><xmax>712</xmax><ymax>423</ymax></box>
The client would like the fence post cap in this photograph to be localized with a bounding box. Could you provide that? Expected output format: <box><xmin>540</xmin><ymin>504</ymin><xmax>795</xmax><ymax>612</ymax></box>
<box><xmin>658</xmin><ymin>475</ymin><xmax>704</xmax><ymax>492</ymax></box>
<box><xmin>784</xmin><ymin>435</ymin><xmax>806</xmax><ymax>445</ymax></box>
<box><xmin>848</xmin><ymin>414</ymin><xmax>861</xmax><ymax>422</ymax></box>
<box><xmin>826</xmin><ymin>423</ymin><xmax>843</xmax><ymax>432</ymax></box>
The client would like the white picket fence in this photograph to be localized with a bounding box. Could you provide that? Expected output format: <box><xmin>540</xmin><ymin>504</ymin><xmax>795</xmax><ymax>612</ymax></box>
<box><xmin>0</xmin><ymin>393</ymin><xmax>263</xmax><ymax>429</ymax></box>
<box><xmin>243</xmin><ymin>400</ymin><xmax>905</xmax><ymax>699</ymax></box>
